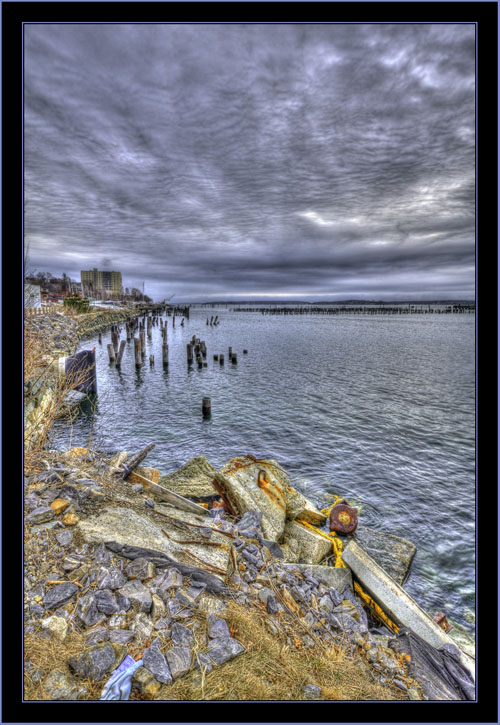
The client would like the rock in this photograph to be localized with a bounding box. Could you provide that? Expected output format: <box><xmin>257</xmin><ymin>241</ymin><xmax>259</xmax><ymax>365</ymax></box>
<box><xmin>266</xmin><ymin>595</ymin><xmax>281</xmax><ymax>615</ymax></box>
<box><xmin>50</xmin><ymin>498</ymin><xmax>71</xmax><ymax>515</ymax></box>
<box><xmin>206</xmin><ymin>636</ymin><xmax>244</xmax><ymax>665</ymax></box>
<box><xmin>281</xmin><ymin>520</ymin><xmax>332</xmax><ymax>564</ymax></box>
<box><xmin>165</xmin><ymin>646</ymin><xmax>192</xmax><ymax>680</ymax></box>
<box><xmin>130</xmin><ymin>612</ymin><xmax>153</xmax><ymax>640</ymax></box>
<box><xmin>126</xmin><ymin>557</ymin><xmax>156</xmax><ymax>581</ymax></box>
<box><xmin>217</xmin><ymin>457</ymin><xmax>288</xmax><ymax>541</ymax></box>
<box><xmin>207</xmin><ymin>615</ymin><xmax>230</xmax><ymax>639</ymax></box>
<box><xmin>346</xmin><ymin>526</ymin><xmax>416</xmax><ymax>585</ymax></box>
<box><xmin>285</xmin><ymin>488</ymin><xmax>327</xmax><ymax>526</ymax></box>
<box><xmin>197</xmin><ymin>595</ymin><xmax>228</xmax><ymax>615</ymax></box>
<box><xmin>40</xmin><ymin>615</ymin><xmax>68</xmax><ymax>641</ymax></box>
<box><xmin>143</xmin><ymin>645</ymin><xmax>173</xmax><ymax>684</ymax></box>
<box><xmin>108</xmin><ymin>613</ymin><xmax>128</xmax><ymax>629</ymax></box>
<box><xmin>75</xmin><ymin>593</ymin><xmax>102</xmax><ymax>627</ymax></box>
<box><xmin>132</xmin><ymin>666</ymin><xmax>161</xmax><ymax>697</ymax></box>
<box><xmin>69</xmin><ymin>642</ymin><xmax>121</xmax><ymax>681</ymax></box>
<box><xmin>42</xmin><ymin>670</ymin><xmax>87</xmax><ymax>700</ymax></box>
<box><xmin>117</xmin><ymin>580</ymin><xmax>152</xmax><ymax>613</ymax></box>
<box><xmin>85</xmin><ymin>626</ymin><xmax>109</xmax><ymax>644</ymax></box>
<box><xmin>94</xmin><ymin>542</ymin><xmax>111</xmax><ymax>566</ymax></box>
<box><xmin>158</xmin><ymin>456</ymin><xmax>219</xmax><ymax>499</ymax></box>
<box><xmin>171</xmin><ymin>623</ymin><xmax>194</xmax><ymax>647</ymax></box>
<box><xmin>42</xmin><ymin>582</ymin><xmax>78</xmax><ymax>610</ymax></box>
<box><xmin>109</xmin><ymin>629</ymin><xmax>135</xmax><ymax>644</ymax></box>
<box><xmin>131</xmin><ymin>484</ymin><xmax>144</xmax><ymax>494</ymax></box>
<box><xmin>94</xmin><ymin>589</ymin><xmax>121</xmax><ymax>615</ymax></box>
<box><xmin>78</xmin><ymin>506</ymin><xmax>230</xmax><ymax>580</ymax></box>
<box><xmin>63</xmin><ymin>513</ymin><xmax>79</xmax><ymax>526</ymax></box>
<box><xmin>27</xmin><ymin>506</ymin><xmax>55</xmax><ymax>525</ymax></box>
<box><xmin>62</xmin><ymin>553</ymin><xmax>87</xmax><ymax>572</ymax></box>
<box><xmin>161</xmin><ymin>568</ymin><xmax>183</xmax><ymax>591</ymax></box>
<box><xmin>277</xmin><ymin>563</ymin><xmax>352</xmax><ymax>592</ymax></box>
<box><xmin>55</xmin><ymin>530</ymin><xmax>74</xmax><ymax>547</ymax></box>
<box><xmin>97</xmin><ymin>567</ymin><xmax>127</xmax><ymax>590</ymax></box>
<box><xmin>303</xmin><ymin>683</ymin><xmax>322</xmax><ymax>699</ymax></box>
<box><xmin>151</xmin><ymin>593</ymin><xmax>166</xmax><ymax>620</ymax></box>
<box><xmin>195</xmin><ymin>652</ymin><xmax>213</xmax><ymax>674</ymax></box>
<box><xmin>235</xmin><ymin>510</ymin><xmax>264</xmax><ymax>539</ymax></box>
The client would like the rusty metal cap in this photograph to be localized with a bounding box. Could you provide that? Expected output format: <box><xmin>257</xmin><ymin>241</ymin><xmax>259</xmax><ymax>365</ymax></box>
<box><xmin>329</xmin><ymin>503</ymin><xmax>358</xmax><ymax>534</ymax></box>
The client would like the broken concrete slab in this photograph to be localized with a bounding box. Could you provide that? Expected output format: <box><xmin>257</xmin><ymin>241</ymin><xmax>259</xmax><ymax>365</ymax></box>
<box><xmin>342</xmin><ymin>540</ymin><xmax>475</xmax><ymax>679</ymax></box>
<box><xmin>217</xmin><ymin>457</ymin><xmax>288</xmax><ymax>541</ymax></box>
<box><xmin>285</xmin><ymin>487</ymin><xmax>327</xmax><ymax>526</ymax></box>
<box><xmin>132</xmin><ymin>475</ymin><xmax>209</xmax><ymax>516</ymax></box>
<box><xmin>281</xmin><ymin>520</ymin><xmax>332</xmax><ymax>564</ymax></box>
<box><xmin>345</xmin><ymin>526</ymin><xmax>416</xmax><ymax>585</ymax></box>
<box><xmin>158</xmin><ymin>456</ymin><xmax>219</xmax><ymax>499</ymax></box>
<box><xmin>77</xmin><ymin>506</ymin><xmax>230</xmax><ymax>580</ymax></box>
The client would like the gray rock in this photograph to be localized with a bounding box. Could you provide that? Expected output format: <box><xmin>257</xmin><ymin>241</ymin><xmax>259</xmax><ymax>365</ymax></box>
<box><xmin>195</xmin><ymin>652</ymin><xmax>213</xmax><ymax>674</ymax></box>
<box><xmin>117</xmin><ymin>580</ymin><xmax>152</xmax><ymax>613</ymax></box>
<box><xmin>116</xmin><ymin>593</ymin><xmax>130</xmax><ymax>611</ymax></box>
<box><xmin>108</xmin><ymin>613</ymin><xmax>128</xmax><ymax>629</ymax></box>
<box><xmin>145</xmin><ymin>498</ymin><xmax>155</xmax><ymax>508</ymax></box>
<box><xmin>206</xmin><ymin>636</ymin><xmax>244</xmax><ymax>665</ymax></box>
<box><xmin>143</xmin><ymin>645</ymin><xmax>173</xmax><ymax>684</ymax></box>
<box><xmin>160</xmin><ymin>568</ymin><xmax>183</xmax><ymax>592</ymax></box>
<box><xmin>94</xmin><ymin>589</ymin><xmax>121</xmax><ymax>615</ymax></box>
<box><xmin>85</xmin><ymin>627</ymin><xmax>109</xmax><ymax>644</ymax></box>
<box><xmin>96</xmin><ymin>566</ymin><xmax>127</xmax><ymax>590</ymax></box>
<box><xmin>42</xmin><ymin>582</ymin><xmax>78</xmax><ymax>610</ymax></box>
<box><xmin>158</xmin><ymin>456</ymin><xmax>219</xmax><ymax>499</ymax></box>
<box><xmin>165</xmin><ymin>646</ymin><xmax>192</xmax><ymax>680</ymax></box>
<box><xmin>303</xmin><ymin>683</ymin><xmax>322</xmax><ymax>699</ymax></box>
<box><xmin>108</xmin><ymin>629</ymin><xmax>135</xmax><ymax>644</ymax></box>
<box><xmin>126</xmin><ymin>557</ymin><xmax>156</xmax><ymax>581</ymax></box>
<box><xmin>319</xmin><ymin>595</ymin><xmax>334</xmax><ymax>612</ymax></box>
<box><xmin>29</xmin><ymin>603</ymin><xmax>45</xmax><ymax>619</ymax></box>
<box><xmin>207</xmin><ymin>615</ymin><xmax>230</xmax><ymax>640</ymax></box>
<box><xmin>131</xmin><ymin>484</ymin><xmax>144</xmax><ymax>494</ymax></box>
<box><xmin>27</xmin><ymin>506</ymin><xmax>55</xmax><ymax>524</ymax></box>
<box><xmin>25</xmin><ymin>661</ymin><xmax>43</xmax><ymax>685</ymax></box>
<box><xmin>42</xmin><ymin>669</ymin><xmax>86</xmax><ymax>700</ymax></box>
<box><xmin>94</xmin><ymin>542</ymin><xmax>111</xmax><ymax>565</ymax></box>
<box><xmin>266</xmin><ymin>595</ymin><xmax>281</xmax><ymax>615</ymax></box>
<box><xmin>62</xmin><ymin>553</ymin><xmax>87</xmax><ymax>572</ymax></box>
<box><xmin>55</xmin><ymin>530</ymin><xmax>74</xmax><ymax>547</ymax></box>
<box><xmin>69</xmin><ymin>643</ymin><xmax>116</xmax><ymax>681</ymax></box>
<box><xmin>75</xmin><ymin>593</ymin><xmax>102</xmax><ymax>627</ymax></box>
<box><xmin>171</xmin><ymin>622</ymin><xmax>194</xmax><ymax>647</ymax></box>
<box><xmin>130</xmin><ymin>612</ymin><xmax>153</xmax><ymax>640</ymax></box>
<box><xmin>154</xmin><ymin>617</ymin><xmax>171</xmax><ymax>631</ymax></box>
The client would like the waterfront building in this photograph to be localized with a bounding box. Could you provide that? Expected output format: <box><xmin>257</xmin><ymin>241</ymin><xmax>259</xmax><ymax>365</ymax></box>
<box><xmin>81</xmin><ymin>268</ymin><xmax>123</xmax><ymax>297</ymax></box>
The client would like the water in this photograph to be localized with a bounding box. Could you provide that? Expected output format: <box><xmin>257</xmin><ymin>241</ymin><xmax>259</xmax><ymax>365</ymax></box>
<box><xmin>51</xmin><ymin>308</ymin><xmax>476</xmax><ymax>630</ymax></box>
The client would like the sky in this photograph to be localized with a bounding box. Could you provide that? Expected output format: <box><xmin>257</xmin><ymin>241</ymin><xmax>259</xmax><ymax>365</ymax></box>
<box><xmin>24</xmin><ymin>23</ymin><xmax>475</xmax><ymax>302</ymax></box>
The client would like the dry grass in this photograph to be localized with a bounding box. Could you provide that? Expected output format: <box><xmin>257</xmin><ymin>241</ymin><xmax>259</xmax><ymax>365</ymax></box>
<box><xmin>157</xmin><ymin>603</ymin><xmax>406</xmax><ymax>702</ymax></box>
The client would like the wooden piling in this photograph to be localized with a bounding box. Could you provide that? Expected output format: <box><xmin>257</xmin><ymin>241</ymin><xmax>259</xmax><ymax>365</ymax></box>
<box><xmin>213</xmin><ymin>354</ymin><xmax>218</xmax><ymax>361</ymax></box>
<box><xmin>202</xmin><ymin>396</ymin><xmax>211</xmax><ymax>417</ymax></box>
<box><xmin>134</xmin><ymin>337</ymin><xmax>143</xmax><ymax>367</ymax></box>
<box><xmin>162</xmin><ymin>343</ymin><xmax>169</xmax><ymax>367</ymax></box>
<box><xmin>107</xmin><ymin>343</ymin><xmax>116</xmax><ymax>364</ymax></box>
<box><xmin>219</xmin><ymin>354</ymin><xmax>224</xmax><ymax>365</ymax></box>
<box><xmin>116</xmin><ymin>340</ymin><xmax>126</xmax><ymax>367</ymax></box>
<box><xmin>149</xmin><ymin>355</ymin><xmax>155</xmax><ymax>365</ymax></box>
<box><xmin>187</xmin><ymin>343</ymin><xmax>193</xmax><ymax>364</ymax></box>
<box><xmin>231</xmin><ymin>353</ymin><xmax>237</xmax><ymax>364</ymax></box>
<box><xmin>243</xmin><ymin>349</ymin><xmax>248</xmax><ymax>354</ymax></box>
<box><xmin>98</xmin><ymin>332</ymin><xmax>102</xmax><ymax>344</ymax></box>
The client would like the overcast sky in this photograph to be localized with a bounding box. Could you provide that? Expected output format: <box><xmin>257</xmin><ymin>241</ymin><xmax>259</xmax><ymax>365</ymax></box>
<box><xmin>24</xmin><ymin>23</ymin><xmax>475</xmax><ymax>302</ymax></box>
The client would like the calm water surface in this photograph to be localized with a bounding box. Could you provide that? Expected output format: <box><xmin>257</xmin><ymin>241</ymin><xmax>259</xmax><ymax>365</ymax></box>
<box><xmin>51</xmin><ymin>309</ymin><xmax>475</xmax><ymax>630</ymax></box>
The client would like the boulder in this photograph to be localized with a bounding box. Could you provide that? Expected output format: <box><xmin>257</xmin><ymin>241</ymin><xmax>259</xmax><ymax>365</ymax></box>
<box><xmin>158</xmin><ymin>456</ymin><xmax>219</xmax><ymax>499</ymax></box>
<box><xmin>281</xmin><ymin>520</ymin><xmax>332</xmax><ymax>564</ymax></box>
<box><xmin>69</xmin><ymin>642</ymin><xmax>126</xmax><ymax>681</ymax></box>
<box><xmin>143</xmin><ymin>644</ymin><xmax>172</xmax><ymax>684</ymax></box>
<box><xmin>78</xmin><ymin>506</ymin><xmax>230</xmax><ymax>580</ymax></box>
<box><xmin>206</xmin><ymin>636</ymin><xmax>244</xmax><ymax>665</ymax></box>
<box><xmin>217</xmin><ymin>457</ymin><xmax>289</xmax><ymax>541</ymax></box>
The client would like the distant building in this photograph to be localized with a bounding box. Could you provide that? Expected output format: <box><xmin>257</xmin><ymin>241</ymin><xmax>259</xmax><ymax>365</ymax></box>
<box><xmin>81</xmin><ymin>268</ymin><xmax>122</xmax><ymax>297</ymax></box>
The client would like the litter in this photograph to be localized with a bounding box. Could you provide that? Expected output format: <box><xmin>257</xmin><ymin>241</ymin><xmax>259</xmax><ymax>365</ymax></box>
<box><xmin>99</xmin><ymin>655</ymin><xmax>143</xmax><ymax>700</ymax></box>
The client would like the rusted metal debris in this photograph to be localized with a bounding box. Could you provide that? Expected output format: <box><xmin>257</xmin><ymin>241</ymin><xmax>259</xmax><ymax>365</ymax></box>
<box><xmin>329</xmin><ymin>501</ymin><xmax>358</xmax><ymax>534</ymax></box>
<box><xmin>433</xmin><ymin>612</ymin><xmax>453</xmax><ymax>633</ymax></box>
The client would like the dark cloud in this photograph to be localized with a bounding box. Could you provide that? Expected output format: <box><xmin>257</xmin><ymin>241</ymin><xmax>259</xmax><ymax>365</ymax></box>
<box><xmin>24</xmin><ymin>23</ymin><xmax>475</xmax><ymax>300</ymax></box>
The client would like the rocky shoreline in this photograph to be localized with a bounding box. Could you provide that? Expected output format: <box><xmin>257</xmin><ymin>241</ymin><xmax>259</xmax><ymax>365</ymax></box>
<box><xmin>24</xmin><ymin>311</ymin><xmax>475</xmax><ymax>702</ymax></box>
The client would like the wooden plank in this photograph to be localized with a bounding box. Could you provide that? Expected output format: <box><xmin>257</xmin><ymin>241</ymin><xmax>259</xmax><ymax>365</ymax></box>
<box><xmin>127</xmin><ymin>471</ymin><xmax>209</xmax><ymax>516</ymax></box>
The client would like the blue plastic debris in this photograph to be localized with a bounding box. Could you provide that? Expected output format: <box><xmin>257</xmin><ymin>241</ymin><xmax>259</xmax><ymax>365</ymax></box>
<box><xmin>100</xmin><ymin>655</ymin><xmax>143</xmax><ymax>700</ymax></box>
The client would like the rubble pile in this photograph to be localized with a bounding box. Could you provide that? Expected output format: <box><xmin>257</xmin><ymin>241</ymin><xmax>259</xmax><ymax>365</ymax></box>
<box><xmin>24</xmin><ymin>451</ymin><xmax>474</xmax><ymax>701</ymax></box>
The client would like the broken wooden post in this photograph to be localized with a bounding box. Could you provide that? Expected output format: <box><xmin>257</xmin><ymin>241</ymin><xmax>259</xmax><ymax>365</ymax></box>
<box><xmin>116</xmin><ymin>340</ymin><xmax>126</xmax><ymax>367</ymax></box>
<box><xmin>120</xmin><ymin>443</ymin><xmax>156</xmax><ymax>479</ymax></box>
<box><xmin>219</xmin><ymin>354</ymin><xmax>224</xmax><ymax>365</ymax></box>
<box><xmin>107</xmin><ymin>343</ymin><xmax>116</xmax><ymax>364</ymax></box>
<box><xmin>231</xmin><ymin>353</ymin><xmax>238</xmax><ymax>364</ymax></box>
<box><xmin>202</xmin><ymin>396</ymin><xmax>211</xmax><ymax>417</ymax></box>
<box><xmin>134</xmin><ymin>337</ymin><xmax>142</xmax><ymax>368</ymax></box>
<box><xmin>149</xmin><ymin>354</ymin><xmax>155</xmax><ymax>366</ymax></box>
<box><xmin>187</xmin><ymin>343</ymin><xmax>193</xmax><ymax>365</ymax></box>
<box><xmin>162</xmin><ymin>343</ymin><xmax>169</xmax><ymax>367</ymax></box>
<box><xmin>98</xmin><ymin>332</ymin><xmax>102</xmax><ymax>344</ymax></box>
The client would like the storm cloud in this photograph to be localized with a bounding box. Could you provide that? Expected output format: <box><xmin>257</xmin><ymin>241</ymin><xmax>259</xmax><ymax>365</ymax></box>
<box><xmin>24</xmin><ymin>23</ymin><xmax>475</xmax><ymax>301</ymax></box>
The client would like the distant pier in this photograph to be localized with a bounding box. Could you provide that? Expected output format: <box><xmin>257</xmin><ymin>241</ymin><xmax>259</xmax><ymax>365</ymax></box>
<box><xmin>232</xmin><ymin>304</ymin><xmax>475</xmax><ymax>315</ymax></box>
